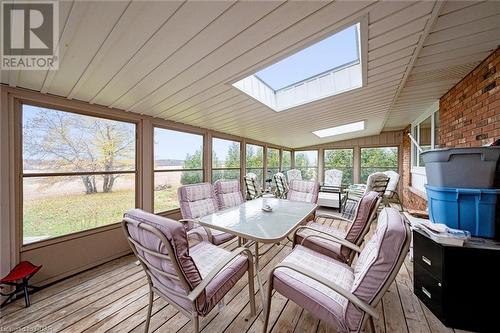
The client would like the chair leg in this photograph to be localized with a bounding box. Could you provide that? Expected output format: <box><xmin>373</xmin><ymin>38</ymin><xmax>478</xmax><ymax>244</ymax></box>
<box><xmin>366</xmin><ymin>315</ymin><xmax>375</xmax><ymax>333</ymax></box>
<box><xmin>144</xmin><ymin>286</ymin><xmax>153</xmax><ymax>333</ymax></box>
<box><xmin>247</xmin><ymin>260</ymin><xmax>256</xmax><ymax>317</ymax></box>
<box><xmin>22</xmin><ymin>279</ymin><xmax>30</xmax><ymax>307</ymax></box>
<box><xmin>262</xmin><ymin>275</ymin><xmax>274</xmax><ymax>333</ymax></box>
<box><xmin>192</xmin><ymin>314</ymin><xmax>200</xmax><ymax>333</ymax></box>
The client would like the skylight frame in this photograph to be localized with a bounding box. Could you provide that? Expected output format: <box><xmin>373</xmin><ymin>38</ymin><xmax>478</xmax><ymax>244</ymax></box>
<box><xmin>231</xmin><ymin>19</ymin><xmax>367</xmax><ymax>113</ymax></box>
<box><xmin>312</xmin><ymin>120</ymin><xmax>365</xmax><ymax>138</ymax></box>
<box><xmin>253</xmin><ymin>26</ymin><xmax>361</xmax><ymax>92</ymax></box>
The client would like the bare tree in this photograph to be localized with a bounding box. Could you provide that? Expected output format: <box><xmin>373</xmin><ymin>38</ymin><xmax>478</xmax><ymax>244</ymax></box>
<box><xmin>24</xmin><ymin>108</ymin><xmax>135</xmax><ymax>194</ymax></box>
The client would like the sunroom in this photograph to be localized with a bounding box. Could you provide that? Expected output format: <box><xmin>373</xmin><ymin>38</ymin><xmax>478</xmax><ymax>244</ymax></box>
<box><xmin>1</xmin><ymin>1</ymin><xmax>499</xmax><ymax>332</ymax></box>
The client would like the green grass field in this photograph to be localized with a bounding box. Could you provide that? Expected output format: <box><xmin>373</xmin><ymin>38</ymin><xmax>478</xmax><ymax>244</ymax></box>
<box><xmin>23</xmin><ymin>188</ymin><xmax>179</xmax><ymax>242</ymax></box>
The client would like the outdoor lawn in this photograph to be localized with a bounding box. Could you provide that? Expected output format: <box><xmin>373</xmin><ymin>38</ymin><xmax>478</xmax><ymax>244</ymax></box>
<box><xmin>23</xmin><ymin>187</ymin><xmax>179</xmax><ymax>244</ymax></box>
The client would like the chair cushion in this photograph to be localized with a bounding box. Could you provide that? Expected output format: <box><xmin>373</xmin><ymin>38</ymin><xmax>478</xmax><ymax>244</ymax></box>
<box><xmin>383</xmin><ymin>171</ymin><xmax>400</xmax><ymax>196</ymax></box>
<box><xmin>190</xmin><ymin>241</ymin><xmax>248</xmax><ymax>316</ymax></box>
<box><xmin>288</xmin><ymin>180</ymin><xmax>319</xmax><ymax>204</ymax></box>
<box><xmin>324</xmin><ymin>169</ymin><xmax>343</xmax><ymax>187</ymax></box>
<box><xmin>295</xmin><ymin>222</ymin><xmax>345</xmax><ymax>261</ymax></box>
<box><xmin>178</xmin><ymin>183</ymin><xmax>218</xmax><ymax>220</ymax></box>
<box><xmin>214</xmin><ymin>179</ymin><xmax>244</xmax><ymax>209</ymax></box>
<box><xmin>123</xmin><ymin>209</ymin><xmax>203</xmax><ymax>308</ymax></box>
<box><xmin>188</xmin><ymin>226</ymin><xmax>235</xmax><ymax>246</ymax></box>
<box><xmin>274</xmin><ymin>245</ymin><xmax>354</xmax><ymax>331</ymax></box>
<box><xmin>343</xmin><ymin>191</ymin><xmax>379</xmax><ymax>254</ymax></box>
<box><xmin>346</xmin><ymin>208</ymin><xmax>408</xmax><ymax>331</ymax></box>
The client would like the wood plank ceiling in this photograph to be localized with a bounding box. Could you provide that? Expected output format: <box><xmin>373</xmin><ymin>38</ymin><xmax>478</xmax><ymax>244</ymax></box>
<box><xmin>1</xmin><ymin>1</ymin><xmax>499</xmax><ymax>148</ymax></box>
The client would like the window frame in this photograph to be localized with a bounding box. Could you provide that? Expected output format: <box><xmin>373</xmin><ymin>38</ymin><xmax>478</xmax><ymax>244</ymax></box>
<box><xmin>411</xmin><ymin>103</ymin><xmax>439</xmax><ymax>174</ymax></box>
<box><xmin>293</xmin><ymin>149</ymin><xmax>319</xmax><ymax>181</ymax></box>
<box><xmin>211</xmin><ymin>136</ymin><xmax>242</xmax><ymax>184</ymax></box>
<box><xmin>359</xmin><ymin>146</ymin><xmax>399</xmax><ymax>184</ymax></box>
<box><xmin>266</xmin><ymin>146</ymin><xmax>280</xmax><ymax>176</ymax></box>
<box><xmin>323</xmin><ymin>148</ymin><xmax>354</xmax><ymax>185</ymax></box>
<box><xmin>245</xmin><ymin>143</ymin><xmax>265</xmax><ymax>187</ymax></box>
<box><xmin>281</xmin><ymin>149</ymin><xmax>292</xmax><ymax>172</ymax></box>
<box><xmin>153</xmin><ymin>124</ymin><xmax>205</xmax><ymax>214</ymax></box>
<box><xmin>17</xmin><ymin>99</ymin><xmax>140</xmax><ymax>248</ymax></box>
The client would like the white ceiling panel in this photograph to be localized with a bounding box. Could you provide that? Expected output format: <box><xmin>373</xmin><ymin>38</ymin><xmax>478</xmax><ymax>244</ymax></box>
<box><xmin>3</xmin><ymin>0</ymin><xmax>499</xmax><ymax>147</ymax></box>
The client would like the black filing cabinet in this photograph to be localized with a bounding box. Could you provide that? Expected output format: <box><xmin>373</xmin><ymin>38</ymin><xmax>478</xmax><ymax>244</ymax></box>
<box><xmin>413</xmin><ymin>229</ymin><xmax>500</xmax><ymax>332</ymax></box>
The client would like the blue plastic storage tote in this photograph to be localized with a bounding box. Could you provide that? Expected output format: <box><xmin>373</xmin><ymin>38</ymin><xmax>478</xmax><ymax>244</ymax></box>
<box><xmin>425</xmin><ymin>185</ymin><xmax>500</xmax><ymax>238</ymax></box>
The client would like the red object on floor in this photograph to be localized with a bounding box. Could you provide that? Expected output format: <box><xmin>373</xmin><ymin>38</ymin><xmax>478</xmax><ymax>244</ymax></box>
<box><xmin>0</xmin><ymin>262</ymin><xmax>42</xmax><ymax>283</ymax></box>
<box><xmin>0</xmin><ymin>261</ymin><xmax>42</xmax><ymax>308</ymax></box>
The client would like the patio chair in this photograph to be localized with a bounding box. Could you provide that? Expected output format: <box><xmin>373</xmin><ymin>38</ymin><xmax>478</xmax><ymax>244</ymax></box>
<box><xmin>294</xmin><ymin>191</ymin><xmax>381</xmax><ymax>264</ymax></box>
<box><xmin>263</xmin><ymin>207</ymin><xmax>410</xmax><ymax>333</ymax></box>
<box><xmin>122</xmin><ymin>209</ymin><xmax>256</xmax><ymax>333</ymax></box>
<box><xmin>318</xmin><ymin>169</ymin><xmax>344</xmax><ymax>209</ymax></box>
<box><xmin>287</xmin><ymin>179</ymin><xmax>319</xmax><ymax>204</ymax></box>
<box><xmin>273</xmin><ymin>172</ymin><xmax>288</xmax><ymax>199</ymax></box>
<box><xmin>243</xmin><ymin>172</ymin><xmax>262</xmax><ymax>200</ymax></box>
<box><xmin>286</xmin><ymin>169</ymin><xmax>302</xmax><ymax>183</ymax></box>
<box><xmin>382</xmin><ymin>171</ymin><xmax>403</xmax><ymax>211</ymax></box>
<box><xmin>178</xmin><ymin>183</ymin><xmax>235</xmax><ymax>245</ymax></box>
<box><xmin>213</xmin><ymin>179</ymin><xmax>244</xmax><ymax>209</ymax></box>
<box><xmin>341</xmin><ymin>172</ymin><xmax>389</xmax><ymax>218</ymax></box>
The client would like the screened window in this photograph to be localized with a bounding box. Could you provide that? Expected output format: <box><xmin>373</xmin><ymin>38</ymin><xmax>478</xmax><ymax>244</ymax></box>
<box><xmin>324</xmin><ymin>149</ymin><xmax>354</xmax><ymax>185</ymax></box>
<box><xmin>294</xmin><ymin>150</ymin><xmax>318</xmax><ymax>180</ymax></box>
<box><xmin>154</xmin><ymin>128</ymin><xmax>203</xmax><ymax>213</ymax></box>
<box><xmin>412</xmin><ymin>110</ymin><xmax>439</xmax><ymax>168</ymax></box>
<box><xmin>267</xmin><ymin>147</ymin><xmax>280</xmax><ymax>176</ymax></box>
<box><xmin>282</xmin><ymin>150</ymin><xmax>291</xmax><ymax>173</ymax></box>
<box><xmin>246</xmin><ymin>144</ymin><xmax>264</xmax><ymax>186</ymax></box>
<box><xmin>212</xmin><ymin>138</ymin><xmax>241</xmax><ymax>183</ymax></box>
<box><xmin>360</xmin><ymin>147</ymin><xmax>398</xmax><ymax>183</ymax></box>
<box><xmin>22</xmin><ymin>104</ymin><xmax>136</xmax><ymax>244</ymax></box>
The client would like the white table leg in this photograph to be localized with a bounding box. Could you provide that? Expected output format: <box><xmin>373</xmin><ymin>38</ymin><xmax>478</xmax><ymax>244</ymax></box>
<box><xmin>254</xmin><ymin>242</ymin><xmax>266</xmax><ymax>309</ymax></box>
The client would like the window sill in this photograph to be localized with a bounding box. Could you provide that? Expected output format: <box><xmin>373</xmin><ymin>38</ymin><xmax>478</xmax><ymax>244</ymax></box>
<box><xmin>408</xmin><ymin>186</ymin><xmax>427</xmax><ymax>201</ymax></box>
<box><xmin>21</xmin><ymin>222</ymin><xmax>122</xmax><ymax>252</ymax></box>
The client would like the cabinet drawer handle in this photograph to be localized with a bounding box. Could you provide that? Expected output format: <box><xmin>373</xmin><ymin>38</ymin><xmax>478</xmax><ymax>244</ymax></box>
<box><xmin>421</xmin><ymin>255</ymin><xmax>432</xmax><ymax>266</ymax></box>
<box><xmin>422</xmin><ymin>287</ymin><xmax>432</xmax><ymax>299</ymax></box>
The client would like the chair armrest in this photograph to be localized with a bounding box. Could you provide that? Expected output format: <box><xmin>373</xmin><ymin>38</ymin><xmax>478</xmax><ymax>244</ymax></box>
<box><xmin>315</xmin><ymin>213</ymin><xmax>353</xmax><ymax>223</ymax></box>
<box><xmin>186</xmin><ymin>230</ymin><xmax>204</xmax><ymax>243</ymax></box>
<box><xmin>294</xmin><ymin>226</ymin><xmax>361</xmax><ymax>253</ymax></box>
<box><xmin>270</xmin><ymin>262</ymin><xmax>379</xmax><ymax>319</ymax></box>
<box><xmin>179</xmin><ymin>218</ymin><xmax>200</xmax><ymax>228</ymax></box>
<box><xmin>186</xmin><ymin>247</ymin><xmax>254</xmax><ymax>302</ymax></box>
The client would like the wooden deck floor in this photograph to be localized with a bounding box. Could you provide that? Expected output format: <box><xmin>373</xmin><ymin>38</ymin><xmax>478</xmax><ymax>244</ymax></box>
<box><xmin>0</xmin><ymin>217</ymin><xmax>475</xmax><ymax>333</ymax></box>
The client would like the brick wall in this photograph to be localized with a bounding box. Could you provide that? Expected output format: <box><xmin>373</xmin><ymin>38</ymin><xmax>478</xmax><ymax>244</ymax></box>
<box><xmin>439</xmin><ymin>47</ymin><xmax>500</xmax><ymax>147</ymax></box>
<box><xmin>401</xmin><ymin>47</ymin><xmax>499</xmax><ymax>211</ymax></box>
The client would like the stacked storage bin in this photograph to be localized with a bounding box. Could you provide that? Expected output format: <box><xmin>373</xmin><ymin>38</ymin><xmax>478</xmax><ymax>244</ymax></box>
<box><xmin>422</xmin><ymin>148</ymin><xmax>500</xmax><ymax>238</ymax></box>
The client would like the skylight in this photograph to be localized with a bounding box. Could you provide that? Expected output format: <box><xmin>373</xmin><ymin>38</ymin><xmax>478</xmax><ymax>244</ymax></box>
<box><xmin>313</xmin><ymin>121</ymin><xmax>365</xmax><ymax>138</ymax></box>
<box><xmin>232</xmin><ymin>22</ymin><xmax>364</xmax><ymax>112</ymax></box>
<box><xmin>255</xmin><ymin>25</ymin><xmax>359</xmax><ymax>90</ymax></box>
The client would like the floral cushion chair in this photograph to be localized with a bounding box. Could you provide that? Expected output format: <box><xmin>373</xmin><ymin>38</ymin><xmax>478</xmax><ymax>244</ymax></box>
<box><xmin>122</xmin><ymin>209</ymin><xmax>255</xmax><ymax>333</ymax></box>
<box><xmin>213</xmin><ymin>179</ymin><xmax>244</xmax><ymax>209</ymax></box>
<box><xmin>263</xmin><ymin>207</ymin><xmax>410</xmax><ymax>333</ymax></box>
<box><xmin>178</xmin><ymin>183</ymin><xmax>235</xmax><ymax>245</ymax></box>
<box><xmin>342</xmin><ymin>172</ymin><xmax>389</xmax><ymax>219</ymax></box>
<box><xmin>295</xmin><ymin>191</ymin><xmax>381</xmax><ymax>263</ymax></box>
<box><xmin>287</xmin><ymin>179</ymin><xmax>319</xmax><ymax>204</ymax></box>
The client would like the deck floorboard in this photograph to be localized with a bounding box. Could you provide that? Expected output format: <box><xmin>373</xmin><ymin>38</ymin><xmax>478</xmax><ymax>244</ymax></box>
<box><xmin>0</xmin><ymin>218</ymin><xmax>472</xmax><ymax>333</ymax></box>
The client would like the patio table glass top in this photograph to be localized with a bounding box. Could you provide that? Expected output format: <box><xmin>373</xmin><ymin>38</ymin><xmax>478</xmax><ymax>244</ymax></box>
<box><xmin>197</xmin><ymin>198</ymin><xmax>317</xmax><ymax>243</ymax></box>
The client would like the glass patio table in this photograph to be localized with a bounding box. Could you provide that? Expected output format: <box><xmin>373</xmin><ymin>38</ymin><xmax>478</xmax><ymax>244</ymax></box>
<box><xmin>197</xmin><ymin>197</ymin><xmax>317</xmax><ymax>305</ymax></box>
